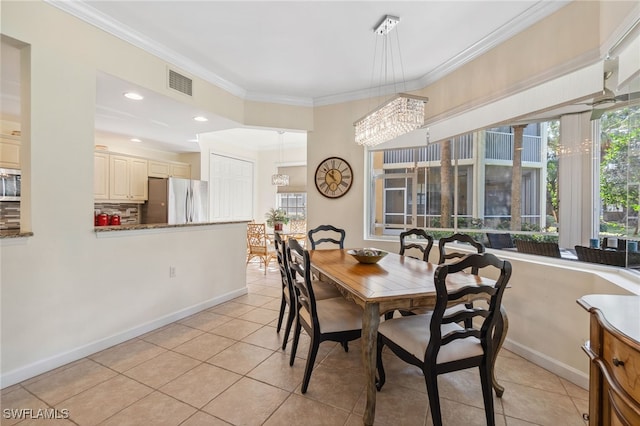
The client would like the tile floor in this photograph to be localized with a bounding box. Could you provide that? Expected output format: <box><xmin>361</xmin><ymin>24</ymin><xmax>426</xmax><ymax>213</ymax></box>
<box><xmin>1</xmin><ymin>262</ymin><xmax>589</xmax><ymax>425</ymax></box>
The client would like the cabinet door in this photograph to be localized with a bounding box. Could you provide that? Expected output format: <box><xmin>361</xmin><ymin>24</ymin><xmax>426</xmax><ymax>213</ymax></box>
<box><xmin>109</xmin><ymin>155</ymin><xmax>130</xmax><ymax>200</ymax></box>
<box><xmin>94</xmin><ymin>152</ymin><xmax>109</xmax><ymax>200</ymax></box>
<box><xmin>148</xmin><ymin>160</ymin><xmax>170</xmax><ymax>178</ymax></box>
<box><xmin>170</xmin><ymin>163</ymin><xmax>191</xmax><ymax>179</ymax></box>
<box><xmin>129</xmin><ymin>158</ymin><xmax>148</xmax><ymax>200</ymax></box>
<box><xmin>0</xmin><ymin>136</ymin><xmax>20</xmax><ymax>169</ymax></box>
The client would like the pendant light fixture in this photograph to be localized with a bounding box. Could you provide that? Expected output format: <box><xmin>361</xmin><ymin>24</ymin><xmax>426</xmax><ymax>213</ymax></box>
<box><xmin>271</xmin><ymin>130</ymin><xmax>289</xmax><ymax>186</ymax></box>
<box><xmin>354</xmin><ymin>15</ymin><xmax>428</xmax><ymax>147</ymax></box>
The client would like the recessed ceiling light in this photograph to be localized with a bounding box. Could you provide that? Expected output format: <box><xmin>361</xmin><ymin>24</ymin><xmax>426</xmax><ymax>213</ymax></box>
<box><xmin>123</xmin><ymin>92</ymin><xmax>144</xmax><ymax>100</ymax></box>
<box><xmin>193</xmin><ymin>116</ymin><xmax>208</xmax><ymax>122</ymax></box>
<box><xmin>130</xmin><ymin>138</ymin><xmax>142</xmax><ymax>143</ymax></box>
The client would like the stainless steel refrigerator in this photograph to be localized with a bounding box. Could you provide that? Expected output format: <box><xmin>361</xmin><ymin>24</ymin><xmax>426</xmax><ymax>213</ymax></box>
<box><xmin>142</xmin><ymin>177</ymin><xmax>209</xmax><ymax>224</ymax></box>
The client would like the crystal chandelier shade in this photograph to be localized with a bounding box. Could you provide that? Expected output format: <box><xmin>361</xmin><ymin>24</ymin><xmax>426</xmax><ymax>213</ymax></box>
<box><xmin>354</xmin><ymin>94</ymin><xmax>428</xmax><ymax>147</ymax></box>
<box><xmin>354</xmin><ymin>15</ymin><xmax>428</xmax><ymax>147</ymax></box>
<box><xmin>271</xmin><ymin>173</ymin><xmax>289</xmax><ymax>186</ymax></box>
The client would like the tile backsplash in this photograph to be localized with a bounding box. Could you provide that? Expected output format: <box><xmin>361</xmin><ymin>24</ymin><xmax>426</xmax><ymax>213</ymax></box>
<box><xmin>94</xmin><ymin>203</ymin><xmax>140</xmax><ymax>225</ymax></box>
<box><xmin>0</xmin><ymin>202</ymin><xmax>20</xmax><ymax>230</ymax></box>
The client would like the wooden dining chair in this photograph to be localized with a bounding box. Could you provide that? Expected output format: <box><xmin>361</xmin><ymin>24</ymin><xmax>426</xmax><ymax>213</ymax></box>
<box><xmin>274</xmin><ymin>232</ymin><xmax>296</xmax><ymax>350</ymax></box>
<box><xmin>280</xmin><ymin>234</ymin><xmax>342</xmax><ymax>351</ymax></box>
<box><xmin>399</xmin><ymin>228</ymin><xmax>433</xmax><ymax>262</ymax></box>
<box><xmin>246</xmin><ymin>223</ymin><xmax>276</xmax><ymax>274</ymax></box>
<box><xmin>289</xmin><ymin>219</ymin><xmax>307</xmax><ymax>247</ymax></box>
<box><xmin>307</xmin><ymin>224</ymin><xmax>346</xmax><ymax>249</ymax></box>
<box><xmin>376</xmin><ymin>252</ymin><xmax>512</xmax><ymax>426</ymax></box>
<box><xmin>286</xmin><ymin>238</ymin><xmax>362</xmax><ymax>393</ymax></box>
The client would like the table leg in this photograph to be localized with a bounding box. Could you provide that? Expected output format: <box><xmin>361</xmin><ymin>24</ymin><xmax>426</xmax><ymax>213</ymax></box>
<box><xmin>362</xmin><ymin>302</ymin><xmax>380</xmax><ymax>426</ymax></box>
<box><xmin>491</xmin><ymin>305</ymin><xmax>509</xmax><ymax>397</ymax></box>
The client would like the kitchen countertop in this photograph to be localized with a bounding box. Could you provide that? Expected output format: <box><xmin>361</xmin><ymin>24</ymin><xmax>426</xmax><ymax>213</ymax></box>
<box><xmin>94</xmin><ymin>221</ymin><xmax>250</xmax><ymax>233</ymax></box>
<box><xmin>0</xmin><ymin>230</ymin><xmax>34</xmax><ymax>239</ymax></box>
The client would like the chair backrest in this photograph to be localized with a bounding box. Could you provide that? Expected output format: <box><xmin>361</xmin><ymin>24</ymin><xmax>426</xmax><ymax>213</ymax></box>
<box><xmin>486</xmin><ymin>233</ymin><xmax>514</xmax><ymax>249</ymax></box>
<box><xmin>399</xmin><ymin>228</ymin><xmax>433</xmax><ymax>262</ymax></box>
<box><xmin>438</xmin><ymin>233</ymin><xmax>485</xmax><ymax>264</ymax></box>
<box><xmin>287</xmin><ymin>238</ymin><xmax>319</xmax><ymax>327</ymax></box>
<box><xmin>289</xmin><ymin>219</ymin><xmax>307</xmax><ymax>235</ymax></box>
<box><xmin>427</xmin><ymin>253</ymin><xmax>512</xmax><ymax>367</ymax></box>
<box><xmin>274</xmin><ymin>232</ymin><xmax>289</xmax><ymax>288</ymax></box>
<box><xmin>575</xmin><ymin>245</ymin><xmax>627</xmax><ymax>267</ymax></box>
<box><xmin>514</xmin><ymin>239</ymin><xmax>560</xmax><ymax>258</ymax></box>
<box><xmin>307</xmin><ymin>224</ymin><xmax>346</xmax><ymax>249</ymax></box>
<box><xmin>247</xmin><ymin>223</ymin><xmax>269</xmax><ymax>254</ymax></box>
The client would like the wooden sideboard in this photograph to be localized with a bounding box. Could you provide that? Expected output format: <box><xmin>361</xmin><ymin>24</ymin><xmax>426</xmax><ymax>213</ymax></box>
<box><xmin>577</xmin><ymin>294</ymin><xmax>640</xmax><ymax>425</ymax></box>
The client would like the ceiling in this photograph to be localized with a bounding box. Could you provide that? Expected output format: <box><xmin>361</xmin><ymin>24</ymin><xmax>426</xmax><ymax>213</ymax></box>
<box><xmin>4</xmin><ymin>0</ymin><xmax>627</xmax><ymax>153</ymax></box>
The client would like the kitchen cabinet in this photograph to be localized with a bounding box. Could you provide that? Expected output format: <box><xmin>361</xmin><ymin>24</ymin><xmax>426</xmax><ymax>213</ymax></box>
<box><xmin>578</xmin><ymin>294</ymin><xmax>640</xmax><ymax>426</ymax></box>
<box><xmin>148</xmin><ymin>160</ymin><xmax>191</xmax><ymax>179</ymax></box>
<box><xmin>94</xmin><ymin>152</ymin><xmax>109</xmax><ymax>200</ymax></box>
<box><xmin>109</xmin><ymin>154</ymin><xmax>148</xmax><ymax>202</ymax></box>
<box><xmin>0</xmin><ymin>135</ymin><xmax>20</xmax><ymax>169</ymax></box>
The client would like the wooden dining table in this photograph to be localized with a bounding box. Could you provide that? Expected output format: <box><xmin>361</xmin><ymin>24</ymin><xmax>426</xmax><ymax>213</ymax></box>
<box><xmin>307</xmin><ymin>248</ymin><xmax>508</xmax><ymax>426</ymax></box>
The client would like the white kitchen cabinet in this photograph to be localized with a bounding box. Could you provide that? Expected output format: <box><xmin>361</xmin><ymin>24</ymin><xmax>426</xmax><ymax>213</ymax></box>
<box><xmin>94</xmin><ymin>152</ymin><xmax>109</xmax><ymax>200</ymax></box>
<box><xmin>109</xmin><ymin>154</ymin><xmax>148</xmax><ymax>202</ymax></box>
<box><xmin>148</xmin><ymin>160</ymin><xmax>191</xmax><ymax>179</ymax></box>
<box><xmin>0</xmin><ymin>135</ymin><xmax>21</xmax><ymax>169</ymax></box>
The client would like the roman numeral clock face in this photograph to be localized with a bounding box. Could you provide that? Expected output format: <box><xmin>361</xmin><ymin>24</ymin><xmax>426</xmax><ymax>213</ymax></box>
<box><xmin>314</xmin><ymin>157</ymin><xmax>353</xmax><ymax>199</ymax></box>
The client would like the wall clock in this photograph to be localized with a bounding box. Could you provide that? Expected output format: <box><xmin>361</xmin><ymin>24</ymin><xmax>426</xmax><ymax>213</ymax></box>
<box><xmin>314</xmin><ymin>157</ymin><xmax>353</xmax><ymax>199</ymax></box>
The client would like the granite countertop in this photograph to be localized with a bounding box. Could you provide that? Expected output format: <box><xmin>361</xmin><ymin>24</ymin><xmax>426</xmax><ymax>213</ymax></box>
<box><xmin>0</xmin><ymin>230</ymin><xmax>34</xmax><ymax>239</ymax></box>
<box><xmin>94</xmin><ymin>221</ymin><xmax>249</xmax><ymax>232</ymax></box>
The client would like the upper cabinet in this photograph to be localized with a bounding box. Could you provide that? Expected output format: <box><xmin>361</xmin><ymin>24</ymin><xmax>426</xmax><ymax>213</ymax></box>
<box><xmin>148</xmin><ymin>160</ymin><xmax>191</xmax><ymax>179</ymax></box>
<box><xmin>94</xmin><ymin>151</ymin><xmax>192</xmax><ymax>202</ymax></box>
<box><xmin>109</xmin><ymin>154</ymin><xmax>148</xmax><ymax>202</ymax></box>
<box><xmin>0</xmin><ymin>134</ymin><xmax>20</xmax><ymax>169</ymax></box>
<box><xmin>94</xmin><ymin>152</ymin><xmax>109</xmax><ymax>200</ymax></box>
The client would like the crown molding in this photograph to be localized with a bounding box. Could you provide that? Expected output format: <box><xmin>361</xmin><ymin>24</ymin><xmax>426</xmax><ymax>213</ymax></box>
<box><xmin>47</xmin><ymin>0</ymin><xmax>570</xmax><ymax>108</ymax></box>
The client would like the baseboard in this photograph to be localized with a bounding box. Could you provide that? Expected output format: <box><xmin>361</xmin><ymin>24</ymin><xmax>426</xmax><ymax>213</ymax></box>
<box><xmin>0</xmin><ymin>287</ymin><xmax>248</xmax><ymax>388</ymax></box>
<box><xmin>503</xmin><ymin>338</ymin><xmax>589</xmax><ymax>390</ymax></box>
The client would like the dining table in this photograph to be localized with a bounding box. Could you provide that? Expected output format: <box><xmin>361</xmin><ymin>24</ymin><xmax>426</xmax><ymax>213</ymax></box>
<box><xmin>307</xmin><ymin>248</ymin><xmax>508</xmax><ymax>426</ymax></box>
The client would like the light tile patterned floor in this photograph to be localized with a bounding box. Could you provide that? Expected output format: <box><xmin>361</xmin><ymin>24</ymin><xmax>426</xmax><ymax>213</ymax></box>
<box><xmin>1</xmin><ymin>262</ymin><xmax>589</xmax><ymax>425</ymax></box>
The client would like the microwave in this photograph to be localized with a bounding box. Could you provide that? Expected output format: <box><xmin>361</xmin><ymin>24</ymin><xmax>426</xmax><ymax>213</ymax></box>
<box><xmin>0</xmin><ymin>168</ymin><xmax>21</xmax><ymax>201</ymax></box>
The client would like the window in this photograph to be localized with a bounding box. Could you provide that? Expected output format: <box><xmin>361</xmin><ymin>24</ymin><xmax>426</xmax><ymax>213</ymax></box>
<box><xmin>277</xmin><ymin>193</ymin><xmax>306</xmax><ymax>220</ymax></box>
<box><xmin>368</xmin><ymin>122</ymin><xmax>558</xmax><ymax>241</ymax></box>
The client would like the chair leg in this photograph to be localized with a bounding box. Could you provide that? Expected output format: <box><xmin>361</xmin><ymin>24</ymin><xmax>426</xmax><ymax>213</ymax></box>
<box><xmin>375</xmin><ymin>335</ymin><xmax>386</xmax><ymax>391</ymax></box>
<box><xmin>282</xmin><ymin>304</ymin><xmax>295</xmax><ymax>350</ymax></box>
<box><xmin>464</xmin><ymin>302</ymin><xmax>474</xmax><ymax>328</ymax></box>
<box><xmin>301</xmin><ymin>334</ymin><xmax>320</xmax><ymax>394</ymax></box>
<box><xmin>276</xmin><ymin>296</ymin><xmax>286</xmax><ymax>332</ymax></box>
<box><xmin>289</xmin><ymin>317</ymin><xmax>301</xmax><ymax>366</ymax></box>
<box><xmin>479</xmin><ymin>364</ymin><xmax>496</xmax><ymax>426</ymax></box>
<box><xmin>341</xmin><ymin>341</ymin><xmax>349</xmax><ymax>352</ymax></box>
<box><xmin>425</xmin><ymin>371</ymin><xmax>443</xmax><ymax>426</ymax></box>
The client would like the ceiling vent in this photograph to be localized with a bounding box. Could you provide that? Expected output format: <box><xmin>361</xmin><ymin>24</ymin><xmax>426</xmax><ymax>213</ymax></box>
<box><xmin>168</xmin><ymin>69</ymin><xmax>192</xmax><ymax>96</ymax></box>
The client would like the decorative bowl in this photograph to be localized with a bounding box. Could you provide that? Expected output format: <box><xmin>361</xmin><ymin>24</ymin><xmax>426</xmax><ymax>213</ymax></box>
<box><xmin>348</xmin><ymin>248</ymin><xmax>387</xmax><ymax>264</ymax></box>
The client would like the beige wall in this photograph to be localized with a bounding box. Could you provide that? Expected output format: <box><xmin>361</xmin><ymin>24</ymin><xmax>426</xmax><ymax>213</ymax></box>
<box><xmin>1</xmin><ymin>0</ymin><xmax>639</xmax><ymax>388</ymax></box>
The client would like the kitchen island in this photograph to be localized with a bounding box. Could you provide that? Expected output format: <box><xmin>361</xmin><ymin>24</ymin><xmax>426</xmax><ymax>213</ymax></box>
<box><xmin>94</xmin><ymin>220</ymin><xmax>249</xmax><ymax>233</ymax></box>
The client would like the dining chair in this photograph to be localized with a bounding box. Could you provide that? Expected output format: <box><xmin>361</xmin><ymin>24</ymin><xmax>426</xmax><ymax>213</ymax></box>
<box><xmin>286</xmin><ymin>238</ymin><xmax>362</xmax><ymax>393</ymax></box>
<box><xmin>376</xmin><ymin>252</ymin><xmax>512</xmax><ymax>426</ymax></box>
<box><xmin>274</xmin><ymin>232</ymin><xmax>296</xmax><ymax>350</ymax></box>
<box><xmin>399</xmin><ymin>228</ymin><xmax>434</xmax><ymax>262</ymax></box>
<box><xmin>246</xmin><ymin>223</ymin><xmax>276</xmax><ymax>274</ymax></box>
<box><xmin>307</xmin><ymin>224</ymin><xmax>346</xmax><ymax>249</ymax></box>
<box><xmin>280</xmin><ymin>234</ymin><xmax>342</xmax><ymax>351</ymax></box>
<box><xmin>514</xmin><ymin>239</ymin><xmax>560</xmax><ymax>258</ymax></box>
<box><xmin>289</xmin><ymin>219</ymin><xmax>307</xmax><ymax>247</ymax></box>
<box><xmin>575</xmin><ymin>245</ymin><xmax>629</xmax><ymax>267</ymax></box>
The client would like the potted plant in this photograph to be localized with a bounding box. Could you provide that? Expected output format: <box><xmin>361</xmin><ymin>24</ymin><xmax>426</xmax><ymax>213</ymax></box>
<box><xmin>265</xmin><ymin>208</ymin><xmax>289</xmax><ymax>231</ymax></box>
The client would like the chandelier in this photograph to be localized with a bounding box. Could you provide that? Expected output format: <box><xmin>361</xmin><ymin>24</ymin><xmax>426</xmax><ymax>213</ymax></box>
<box><xmin>271</xmin><ymin>131</ymin><xmax>289</xmax><ymax>186</ymax></box>
<box><xmin>354</xmin><ymin>15</ymin><xmax>428</xmax><ymax>147</ymax></box>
